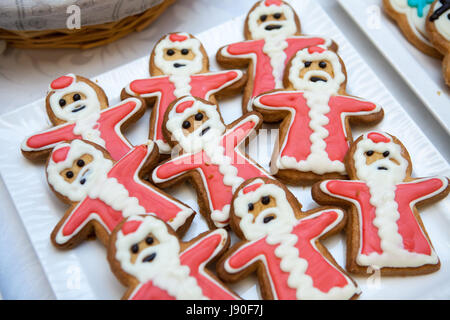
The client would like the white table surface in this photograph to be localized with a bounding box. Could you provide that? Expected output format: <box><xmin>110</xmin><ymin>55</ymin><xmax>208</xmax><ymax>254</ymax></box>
<box><xmin>0</xmin><ymin>0</ymin><xmax>448</xmax><ymax>300</ymax></box>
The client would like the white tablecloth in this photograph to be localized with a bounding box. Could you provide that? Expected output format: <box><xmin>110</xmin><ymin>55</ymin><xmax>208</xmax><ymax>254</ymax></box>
<box><xmin>0</xmin><ymin>0</ymin><xmax>448</xmax><ymax>299</ymax></box>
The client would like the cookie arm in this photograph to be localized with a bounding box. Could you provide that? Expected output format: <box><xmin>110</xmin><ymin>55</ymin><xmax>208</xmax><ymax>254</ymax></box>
<box><xmin>332</xmin><ymin>95</ymin><xmax>383</xmax><ymax>121</ymax></box>
<box><xmin>21</xmin><ymin>123</ymin><xmax>78</xmax><ymax>155</ymax></box>
<box><xmin>108</xmin><ymin>143</ymin><xmax>153</xmax><ymax>180</ymax></box>
<box><xmin>399</xmin><ymin>177</ymin><xmax>450</xmax><ymax>205</ymax></box>
<box><xmin>221</xmin><ymin>239</ymin><xmax>265</xmax><ymax>277</ymax></box>
<box><xmin>180</xmin><ymin>229</ymin><xmax>239</xmax><ymax>300</ymax></box>
<box><xmin>222</xmin><ymin>112</ymin><xmax>262</xmax><ymax>149</ymax></box>
<box><xmin>98</xmin><ymin>98</ymin><xmax>145</xmax><ymax>161</ymax></box>
<box><xmin>252</xmin><ymin>90</ymin><xmax>301</xmax><ymax>121</ymax></box>
<box><xmin>152</xmin><ymin>152</ymin><xmax>203</xmax><ymax>185</ymax></box>
<box><xmin>314</xmin><ymin>180</ymin><xmax>365</xmax><ymax>206</ymax></box>
<box><xmin>124</xmin><ymin>76</ymin><xmax>170</xmax><ymax>97</ymax></box>
<box><xmin>190</xmin><ymin>70</ymin><xmax>245</xmax><ymax>100</ymax></box>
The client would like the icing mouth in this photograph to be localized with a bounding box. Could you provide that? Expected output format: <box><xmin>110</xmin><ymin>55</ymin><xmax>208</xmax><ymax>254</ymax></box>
<box><xmin>265</xmin><ymin>24</ymin><xmax>282</xmax><ymax>31</ymax></box>
<box><xmin>174</xmin><ymin>63</ymin><xmax>186</xmax><ymax>68</ymax></box>
<box><xmin>72</xmin><ymin>105</ymin><xmax>86</xmax><ymax>113</ymax></box>
<box><xmin>200</xmin><ymin>126</ymin><xmax>211</xmax><ymax>136</ymax></box>
<box><xmin>78</xmin><ymin>168</ymin><xmax>91</xmax><ymax>185</ymax></box>
<box><xmin>263</xmin><ymin>214</ymin><xmax>276</xmax><ymax>224</ymax></box>
<box><xmin>377</xmin><ymin>166</ymin><xmax>388</xmax><ymax>171</ymax></box>
<box><xmin>309</xmin><ymin>76</ymin><xmax>327</xmax><ymax>83</ymax></box>
<box><xmin>142</xmin><ymin>253</ymin><xmax>157</xmax><ymax>263</ymax></box>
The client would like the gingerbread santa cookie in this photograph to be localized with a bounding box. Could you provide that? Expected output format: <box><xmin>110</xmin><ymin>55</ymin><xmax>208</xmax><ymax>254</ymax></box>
<box><xmin>427</xmin><ymin>0</ymin><xmax>450</xmax><ymax>86</ymax></box>
<box><xmin>217</xmin><ymin>177</ymin><xmax>360</xmax><ymax>300</ymax></box>
<box><xmin>122</xmin><ymin>32</ymin><xmax>246</xmax><ymax>154</ymax></box>
<box><xmin>383</xmin><ymin>0</ymin><xmax>442</xmax><ymax>58</ymax></box>
<box><xmin>216</xmin><ymin>0</ymin><xmax>337</xmax><ymax>112</ymax></box>
<box><xmin>46</xmin><ymin>139</ymin><xmax>195</xmax><ymax>249</ymax></box>
<box><xmin>151</xmin><ymin>96</ymin><xmax>271</xmax><ymax>229</ymax></box>
<box><xmin>22</xmin><ymin>74</ymin><xmax>145</xmax><ymax>161</ymax></box>
<box><xmin>252</xmin><ymin>46</ymin><xmax>384</xmax><ymax>183</ymax></box>
<box><xmin>313</xmin><ymin>132</ymin><xmax>449</xmax><ymax>275</ymax></box>
<box><xmin>107</xmin><ymin>215</ymin><xmax>240</xmax><ymax>300</ymax></box>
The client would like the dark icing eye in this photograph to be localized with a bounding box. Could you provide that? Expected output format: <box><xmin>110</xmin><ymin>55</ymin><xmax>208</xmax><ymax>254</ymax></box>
<box><xmin>182</xmin><ymin>121</ymin><xmax>191</xmax><ymax>129</ymax></box>
<box><xmin>304</xmin><ymin>61</ymin><xmax>312</xmax><ymax>68</ymax></box>
<box><xmin>366</xmin><ymin>150</ymin><xmax>374</xmax><ymax>156</ymax></box>
<box><xmin>248</xmin><ymin>203</ymin><xmax>254</xmax><ymax>211</ymax></box>
<box><xmin>261</xmin><ymin>196</ymin><xmax>270</xmax><ymax>205</ymax></box>
<box><xmin>77</xmin><ymin>159</ymin><xmax>85</xmax><ymax>167</ymax></box>
<box><xmin>273</xmin><ymin>13</ymin><xmax>281</xmax><ymax>19</ymax></box>
<box><xmin>146</xmin><ymin>236</ymin><xmax>154</xmax><ymax>245</ymax></box>
<box><xmin>383</xmin><ymin>151</ymin><xmax>390</xmax><ymax>157</ymax></box>
<box><xmin>448</xmin><ymin>13</ymin><xmax>450</xmax><ymax>20</ymax></box>
<box><xmin>167</xmin><ymin>49</ymin><xmax>175</xmax><ymax>56</ymax></box>
<box><xmin>194</xmin><ymin>112</ymin><xmax>204</xmax><ymax>121</ymax></box>
<box><xmin>73</xmin><ymin>93</ymin><xmax>81</xmax><ymax>101</ymax></box>
<box><xmin>59</xmin><ymin>99</ymin><xmax>66</xmax><ymax>107</ymax></box>
<box><xmin>319</xmin><ymin>61</ymin><xmax>327</xmax><ymax>69</ymax></box>
<box><xmin>260</xmin><ymin>14</ymin><xmax>267</xmax><ymax>22</ymax></box>
<box><xmin>66</xmin><ymin>171</ymin><xmax>74</xmax><ymax>179</ymax></box>
<box><xmin>131</xmin><ymin>244</ymin><xmax>139</xmax><ymax>254</ymax></box>
<box><xmin>181</xmin><ymin>49</ymin><xmax>189</xmax><ymax>55</ymax></box>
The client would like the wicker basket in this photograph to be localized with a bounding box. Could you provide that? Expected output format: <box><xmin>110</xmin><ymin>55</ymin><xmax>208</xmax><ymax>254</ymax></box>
<box><xmin>0</xmin><ymin>0</ymin><xmax>175</xmax><ymax>50</ymax></box>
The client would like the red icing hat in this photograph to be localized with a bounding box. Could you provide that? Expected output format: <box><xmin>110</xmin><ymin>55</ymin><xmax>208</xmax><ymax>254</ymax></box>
<box><xmin>308</xmin><ymin>46</ymin><xmax>326</xmax><ymax>54</ymax></box>
<box><xmin>243</xmin><ymin>182</ymin><xmax>263</xmax><ymax>194</ymax></box>
<box><xmin>52</xmin><ymin>146</ymin><xmax>71</xmax><ymax>163</ymax></box>
<box><xmin>121</xmin><ymin>220</ymin><xmax>142</xmax><ymax>236</ymax></box>
<box><xmin>175</xmin><ymin>100</ymin><xmax>195</xmax><ymax>113</ymax></box>
<box><xmin>169</xmin><ymin>33</ymin><xmax>189</xmax><ymax>42</ymax></box>
<box><xmin>264</xmin><ymin>0</ymin><xmax>283</xmax><ymax>6</ymax></box>
<box><xmin>367</xmin><ymin>132</ymin><xmax>391</xmax><ymax>144</ymax></box>
<box><xmin>50</xmin><ymin>75</ymin><xmax>75</xmax><ymax>90</ymax></box>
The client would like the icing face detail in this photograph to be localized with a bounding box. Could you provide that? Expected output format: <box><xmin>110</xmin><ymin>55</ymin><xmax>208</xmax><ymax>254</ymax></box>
<box><xmin>49</xmin><ymin>74</ymin><xmax>102</xmax><ymax>122</ymax></box>
<box><xmin>430</xmin><ymin>0</ymin><xmax>450</xmax><ymax>41</ymax></box>
<box><xmin>288</xmin><ymin>47</ymin><xmax>346</xmax><ymax>93</ymax></box>
<box><xmin>115</xmin><ymin>216</ymin><xmax>182</xmax><ymax>283</ymax></box>
<box><xmin>47</xmin><ymin>140</ymin><xmax>113</xmax><ymax>202</ymax></box>
<box><xmin>247</xmin><ymin>1</ymin><xmax>298</xmax><ymax>40</ymax></box>
<box><xmin>154</xmin><ymin>33</ymin><xmax>204</xmax><ymax>76</ymax></box>
<box><xmin>166</xmin><ymin>98</ymin><xmax>226</xmax><ymax>154</ymax></box>
<box><xmin>352</xmin><ymin>133</ymin><xmax>409</xmax><ymax>185</ymax></box>
<box><xmin>234</xmin><ymin>180</ymin><xmax>297</xmax><ymax>240</ymax></box>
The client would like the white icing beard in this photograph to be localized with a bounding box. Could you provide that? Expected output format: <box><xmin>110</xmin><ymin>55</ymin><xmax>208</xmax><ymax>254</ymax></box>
<box><xmin>247</xmin><ymin>4</ymin><xmax>297</xmax><ymax>40</ymax></box>
<box><xmin>166</xmin><ymin>101</ymin><xmax>226</xmax><ymax>155</ymax></box>
<box><xmin>234</xmin><ymin>181</ymin><xmax>297</xmax><ymax>241</ymax></box>
<box><xmin>433</xmin><ymin>3</ymin><xmax>450</xmax><ymax>41</ymax></box>
<box><xmin>154</xmin><ymin>36</ymin><xmax>204</xmax><ymax>77</ymax></box>
<box><xmin>115</xmin><ymin>216</ymin><xmax>206</xmax><ymax>299</ymax></box>
<box><xmin>47</xmin><ymin>140</ymin><xmax>146</xmax><ymax>218</ymax></box>
<box><xmin>280</xmin><ymin>50</ymin><xmax>346</xmax><ymax>174</ymax></box>
<box><xmin>248</xmin><ymin>4</ymin><xmax>297</xmax><ymax>88</ymax></box>
<box><xmin>73</xmin><ymin>112</ymin><xmax>105</xmax><ymax>147</ymax></box>
<box><xmin>49</xmin><ymin>78</ymin><xmax>101</xmax><ymax>122</ymax></box>
<box><xmin>353</xmin><ymin>137</ymin><xmax>438</xmax><ymax>267</ymax></box>
<box><xmin>47</xmin><ymin>140</ymin><xmax>113</xmax><ymax>202</ymax></box>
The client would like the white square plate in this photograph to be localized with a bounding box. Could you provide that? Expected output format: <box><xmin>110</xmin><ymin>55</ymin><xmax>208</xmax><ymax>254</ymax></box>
<box><xmin>0</xmin><ymin>0</ymin><xmax>449</xmax><ymax>299</ymax></box>
<box><xmin>338</xmin><ymin>0</ymin><xmax>450</xmax><ymax>135</ymax></box>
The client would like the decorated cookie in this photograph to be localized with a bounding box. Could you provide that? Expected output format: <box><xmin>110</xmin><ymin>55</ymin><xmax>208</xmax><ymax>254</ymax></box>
<box><xmin>217</xmin><ymin>177</ymin><xmax>360</xmax><ymax>300</ymax></box>
<box><xmin>312</xmin><ymin>132</ymin><xmax>449</xmax><ymax>275</ymax></box>
<box><xmin>427</xmin><ymin>0</ymin><xmax>450</xmax><ymax>86</ymax></box>
<box><xmin>151</xmin><ymin>96</ymin><xmax>271</xmax><ymax>229</ymax></box>
<box><xmin>107</xmin><ymin>214</ymin><xmax>240</xmax><ymax>300</ymax></box>
<box><xmin>22</xmin><ymin>74</ymin><xmax>145</xmax><ymax>161</ymax></box>
<box><xmin>46</xmin><ymin>139</ymin><xmax>195</xmax><ymax>249</ymax></box>
<box><xmin>216</xmin><ymin>0</ymin><xmax>337</xmax><ymax>112</ymax></box>
<box><xmin>252</xmin><ymin>46</ymin><xmax>384</xmax><ymax>183</ymax></box>
<box><xmin>122</xmin><ymin>32</ymin><xmax>246</xmax><ymax>154</ymax></box>
<box><xmin>383</xmin><ymin>0</ymin><xmax>442</xmax><ymax>57</ymax></box>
